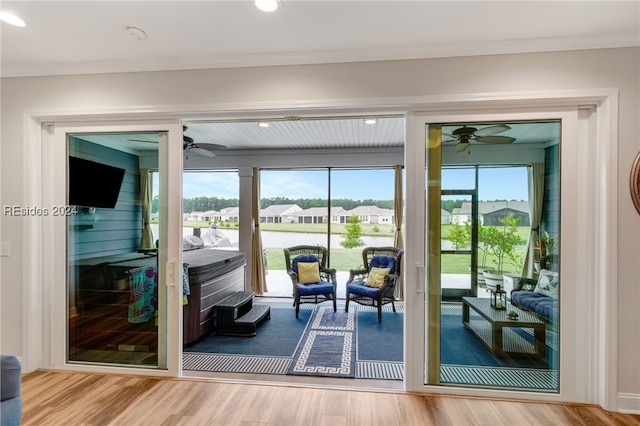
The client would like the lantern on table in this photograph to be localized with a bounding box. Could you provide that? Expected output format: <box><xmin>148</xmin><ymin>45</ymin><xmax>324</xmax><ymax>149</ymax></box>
<box><xmin>492</xmin><ymin>284</ymin><xmax>507</xmax><ymax>310</ymax></box>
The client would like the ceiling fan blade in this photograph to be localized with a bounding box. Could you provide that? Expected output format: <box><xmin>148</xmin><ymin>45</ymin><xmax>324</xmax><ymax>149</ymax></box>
<box><xmin>197</xmin><ymin>143</ymin><xmax>227</xmax><ymax>151</ymax></box>
<box><xmin>454</xmin><ymin>142</ymin><xmax>470</xmax><ymax>152</ymax></box>
<box><xmin>474</xmin><ymin>124</ymin><xmax>511</xmax><ymax>137</ymax></box>
<box><xmin>188</xmin><ymin>147</ymin><xmax>216</xmax><ymax>157</ymax></box>
<box><xmin>476</xmin><ymin>135</ymin><xmax>516</xmax><ymax>144</ymax></box>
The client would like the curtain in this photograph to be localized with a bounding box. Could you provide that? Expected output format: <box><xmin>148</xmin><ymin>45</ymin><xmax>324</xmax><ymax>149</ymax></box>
<box><xmin>393</xmin><ymin>165</ymin><xmax>404</xmax><ymax>300</ymax></box>
<box><xmin>251</xmin><ymin>167</ymin><xmax>268</xmax><ymax>295</ymax></box>
<box><xmin>139</xmin><ymin>169</ymin><xmax>154</xmax><ymax>249</ymax></box>
<box><xmin>522</xmin><ymin>163</ymin><xmax>545</xmax><ymax>278</ymax></box>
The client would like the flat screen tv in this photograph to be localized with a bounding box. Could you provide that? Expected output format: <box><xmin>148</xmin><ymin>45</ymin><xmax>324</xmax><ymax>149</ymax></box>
<box><xmin>68</xmin><ymin>156</ymin><xmax>126</xmax><ymax>208</ymax></box>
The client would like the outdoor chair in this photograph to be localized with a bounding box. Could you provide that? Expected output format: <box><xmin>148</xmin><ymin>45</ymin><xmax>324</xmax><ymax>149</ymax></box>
<box><xmin>284</xmin><ymin>245</ymin><xmax>337</xmax><ymax>318</ymax></box>
<box><xmin>345</xmin><ymin>246</ymin><xmax>404</xmax><ymax>323</ymax></box>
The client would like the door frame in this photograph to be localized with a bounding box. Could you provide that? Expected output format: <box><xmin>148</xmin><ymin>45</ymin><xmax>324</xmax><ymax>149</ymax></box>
<box><xmin>404</xmin><ymin>103</ymin><xmax>616</xmax><ymax>407</ymax></box>
<box><xmin>21</xmin><ymin>88</ymin><xmax>618</xmax><ymax>408</ymax></box>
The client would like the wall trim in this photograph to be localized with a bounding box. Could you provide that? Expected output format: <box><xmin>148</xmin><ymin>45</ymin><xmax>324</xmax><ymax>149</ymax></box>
<box><xmin>617</xmin><ymin>393</ymin><xmax>640</xmax><ymax>415</ymax></box>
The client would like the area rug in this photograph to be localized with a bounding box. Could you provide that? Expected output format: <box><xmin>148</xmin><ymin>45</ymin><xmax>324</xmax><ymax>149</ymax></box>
<box><xmin>183</xmin><ymin>302</ymin><xmax>404</xmax><ymax>380</ymax></box>
<box><xmin>183</xmin><ymin>302</ymin><xmax>556</xmax><ymax>388</ymax></box>
<box><xmin>287</xmin><ymin>306</ymin><xmax>356</xmax><ymax>378</ymax></box>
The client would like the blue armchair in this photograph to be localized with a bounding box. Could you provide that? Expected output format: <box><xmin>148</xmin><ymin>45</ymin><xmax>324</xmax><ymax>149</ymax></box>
<box><xmin>1</xmin><ymin>355</ymin><xmax>22</xmax><ymax>426</ymax></box>
<box><xmin>284</xmin><ymin>245</ymin><xmax>337</xmax><ymax>318</ymax></box>
<box><xmin>345</xmin><ymin>246</ymin><xmax>404</xmax><ymax>322</ymax></box>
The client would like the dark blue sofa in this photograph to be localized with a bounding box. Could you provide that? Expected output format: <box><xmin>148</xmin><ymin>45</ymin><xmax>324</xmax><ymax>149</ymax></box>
<box><xmin>1</xmin><ymin>355</ymin><xmax>22</xmax><ymax>426</ymax></box>
<box><xmin>510</xmin><ymin>277</ymin><xmax>558</xmax><ymax>325</ymax></box>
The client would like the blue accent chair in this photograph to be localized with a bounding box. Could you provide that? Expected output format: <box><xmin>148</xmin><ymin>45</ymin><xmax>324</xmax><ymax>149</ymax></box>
<box><xmin>1</xmin><ymin>355</ymin><xmax>22</xmax><ymax>426</ymax></box>
<box><xmin>345</xmin><ymin>246</ymin><xmax>404</xmax><ymax>322</ymax></box>
<box><xmin>284</xmin><ymin>245</ymin><xmax>337</xmax><ymax>318</ymax></box>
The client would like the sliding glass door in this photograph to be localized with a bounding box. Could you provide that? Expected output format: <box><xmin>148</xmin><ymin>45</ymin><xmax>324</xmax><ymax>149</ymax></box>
<box><xmin>404</xmin><ymin>111</ymin><xmax>582</xmax><ymax>400</ymax></box>
<box><xmin>48</xmin><ymin>122</ymin><xmax>183</xmax><ymax>374</ymax></box>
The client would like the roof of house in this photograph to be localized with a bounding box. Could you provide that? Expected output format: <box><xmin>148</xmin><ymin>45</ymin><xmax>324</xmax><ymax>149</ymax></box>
<box><xmin>343</xmin><ymin>205</ymin><xmax>395</xmax><ymax>216</ymax></box>
<box><xmin>454</xmin><ymin>201</ymin><xmax>530</xmax><ymax>215</ymax></box>
<box><xmin>260</xmin><ymin>204</ymin><xmax>301</xmax><ymax>216</ymax></box>
<box><xmin>290</xmin><ymin>206</ymin><xmax>346</xmax><ymax>216</ymax></box>
<box><xmin>219</xmin><ymin>207</ymin><xmax>240</xmax><ymax>216</ymax></box>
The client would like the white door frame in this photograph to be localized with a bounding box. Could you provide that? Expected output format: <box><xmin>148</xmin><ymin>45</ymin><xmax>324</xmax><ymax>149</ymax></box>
<box><xmin>22</xmin><ymin>87</ymin><xmax>618</xmax><ymax>408</ymax></box>
<box><xmin>404</xmin><ymin>93</ymin><xmax>617</xmax><ymax>409</ymax></box>
<box><xmin>29</xmin><ymin>119</ymin><xmax>184</xmax><ymax>377</ymax></box>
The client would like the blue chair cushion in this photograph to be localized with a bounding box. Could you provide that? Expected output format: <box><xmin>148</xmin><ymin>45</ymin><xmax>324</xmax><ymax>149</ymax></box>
<box><xmin>292</xmin><ymin>254</ymin><xmax>320</xmax><ymax>275</ymax></box>
<box><xmin>297</xmin><ymin>282</ymin><xmax>335</xmax><ymax>296</ymax></box>
<box><xmin>370</xmin><ymin>255</ymin><xmax>396</xmax><ymax>274</ymax></box>
<box><xmin>347</xmin><ymin>281</ymin><xmax>380</xmax><ymax>298</ymax></box>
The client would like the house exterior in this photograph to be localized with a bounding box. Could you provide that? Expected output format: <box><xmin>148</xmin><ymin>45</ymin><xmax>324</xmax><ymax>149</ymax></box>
<box><xmin>289</xmin><ymin>206</ymin><xmax>346</xmax><ymax>224</ymax></box>
<box><xmin>259</xmin><ymin>204</ymin><xmax>302</xmax><ymax>223</ymax></box>
<box><xmin>185</xmin><ymin>210</ymin><xmax>220</xmax><ymax>222</ymax></box>
<box><xmin>451</xmin><ymin>201</ymin><xmax>530</xmax><ymax>226</ymax></box>
<box><xmin>340</xmin><ymin>205</ymin><xmax>395</xmax><ymax>224</ymax></box>
<box><xmin>219</xmin><ymin>207</ymin><xmax>240</xmax><ymax>223</ymax></box>
<box><xmin>441</xmin><ymin>209</ymin><xmax>451</xmax><ymax>225</ymax></box>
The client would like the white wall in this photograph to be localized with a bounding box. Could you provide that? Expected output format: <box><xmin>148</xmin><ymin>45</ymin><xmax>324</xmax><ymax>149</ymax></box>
<box><xmin>1</xmin><ymin>47</ymin><xmax>639</xmax><ymax>399</ymax></box>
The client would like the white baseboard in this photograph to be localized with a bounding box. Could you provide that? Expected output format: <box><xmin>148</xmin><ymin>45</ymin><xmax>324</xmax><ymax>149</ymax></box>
<box><xmin>617</xmin><ymin>392</ymin><xmax>640</xmax><ymax>414</ymax></box>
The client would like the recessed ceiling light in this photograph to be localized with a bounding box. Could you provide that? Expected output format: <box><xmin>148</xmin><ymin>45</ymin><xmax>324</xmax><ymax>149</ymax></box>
<box><xmin>255</xmin><ymin>0</ymin><xmax>279</xmax><ymax>13</ymax></box>
<box><xmin>364</xmin><ymin>118</ymin><xmax>378</xmax><ymax>125</ymax></box>
<box><xmin>0</xmin><ymin>11</ymin><xmax>26</xmax><ymax>27</ymax></box>
<box><xmin>258</xmin><ymin>122</ymin><xmax>271</xmax><ymax>128</ymax></box>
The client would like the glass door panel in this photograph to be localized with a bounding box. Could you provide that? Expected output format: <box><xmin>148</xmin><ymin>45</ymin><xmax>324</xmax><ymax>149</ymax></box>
<box><xmin>259</xmin><ymin>169</ymin><xmax>328</xmax><ymax>298</ymax></box>
<box><xmin>425</xmin><ymin>120</ymin><xmax>561</xmax><ymax>392</ymax></box>
<box><xmin>329</xmin><ymin>168</ymin><xmax>396</xmax><ymax>297</ymax></box>
<box><xmin>67</xmin><ymin>132</ymin><xmax>164</xmax><ymax>367</ymax></box>
<box><xmin>441</xmin><ymin>191</ymin><xmax>476</xmax><ymax>301</ymax></box>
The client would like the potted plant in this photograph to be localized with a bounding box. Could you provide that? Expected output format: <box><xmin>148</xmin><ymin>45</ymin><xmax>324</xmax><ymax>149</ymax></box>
<box><xmin>482</xmin><ymin>213</ymin><xmax>526</xmax><ymax>291</ymax></box>
<box><xmin>535</xmin><ymin>230</ymin><xmax>558</xmax><ymax>271</ymax></box>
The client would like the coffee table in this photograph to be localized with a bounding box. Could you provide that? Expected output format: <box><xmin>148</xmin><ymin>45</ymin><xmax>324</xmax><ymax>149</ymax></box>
<box><xmin>461</xmin><ymin>297</ymin><xmax>546</xmax><ymax>360</ymax></box>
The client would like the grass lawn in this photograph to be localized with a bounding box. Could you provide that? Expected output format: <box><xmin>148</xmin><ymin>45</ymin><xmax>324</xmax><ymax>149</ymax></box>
<box><xmin>265</xmin><ymin>248</ymin><xmax>524</xmax><ymax>274</ymax></box>
<box><xmin>180</xmin><ymin>221</ymin><xmax>528</xmax><ymax>274</ymax></box>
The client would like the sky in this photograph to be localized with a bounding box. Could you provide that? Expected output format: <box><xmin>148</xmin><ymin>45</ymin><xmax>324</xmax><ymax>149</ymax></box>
<box><xmin>159</xmin><ymin>166</ymin><xmax>528</xmax><ymax>202</ymax></box>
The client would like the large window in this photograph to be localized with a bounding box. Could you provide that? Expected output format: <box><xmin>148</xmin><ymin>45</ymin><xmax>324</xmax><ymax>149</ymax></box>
<box><xmin>259</xmin><ymin>168</ymin><xmax>396</xmax><ymax>298</ymax></box>
<box><xmin>150</xmin><ymin>170</ymin><xmax>240</xmax><ymax>247</ymax></box>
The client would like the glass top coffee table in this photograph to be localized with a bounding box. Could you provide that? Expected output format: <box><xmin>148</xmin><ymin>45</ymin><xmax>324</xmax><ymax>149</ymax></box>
<box><xmin>461</xmin><ymin>297</ymin><xmax>547</xmax><ymax>360</ymax></box>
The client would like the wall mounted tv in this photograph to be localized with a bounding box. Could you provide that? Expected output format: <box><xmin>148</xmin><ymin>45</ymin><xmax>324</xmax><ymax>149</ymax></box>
<box><xmin>68</xmin><ymin>156</ymin><xmax>126</xmax><ymax>208</ymax></box>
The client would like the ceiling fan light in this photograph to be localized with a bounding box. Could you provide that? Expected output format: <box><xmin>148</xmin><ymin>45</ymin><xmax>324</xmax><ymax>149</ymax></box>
<box><xmin>255</xmin><ymin>0</ymin><xmax>279</xmax><ymax>12</ymax></box>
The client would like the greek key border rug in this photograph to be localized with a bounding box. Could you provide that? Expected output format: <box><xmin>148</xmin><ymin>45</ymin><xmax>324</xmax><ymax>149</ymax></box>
<box><xmin>183</xmin><ymin>303</ymin><xmax>404</xmax><ymax>380</ymax></box>
<box><xmin>286</xmin><ymin>306</ymin><xmax>356</xmax><ymax>378</ymax></box>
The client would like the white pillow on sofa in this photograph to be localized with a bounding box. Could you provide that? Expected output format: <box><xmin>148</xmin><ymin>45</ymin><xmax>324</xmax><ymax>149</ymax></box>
<box><xmin>534</xmin><ymin>269</ymin><xmax>559</xmax><ymax>299</ymax></box>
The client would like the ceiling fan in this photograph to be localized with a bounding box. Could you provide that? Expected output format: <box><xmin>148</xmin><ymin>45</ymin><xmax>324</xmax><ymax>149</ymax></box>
<box><xmin>182</xmin><ymin>126</ymin><xmax>227</xmax><ymax>159</ymax></box>
<box><xmin>443</xmin><ymin>124</ymin><xmax>516</xmax><ymax>153</ymax></box>
<box><xmin>127</xmin><ymin>126</ymin><xmax>226</xmax><ymax>158</ymax></box>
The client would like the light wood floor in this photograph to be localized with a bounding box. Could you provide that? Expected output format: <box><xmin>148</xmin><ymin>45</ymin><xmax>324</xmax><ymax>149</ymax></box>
<box><xmin>21</xmin><ymin>370</ymin><xmax>640</xmax><ymax>426</ymax></box>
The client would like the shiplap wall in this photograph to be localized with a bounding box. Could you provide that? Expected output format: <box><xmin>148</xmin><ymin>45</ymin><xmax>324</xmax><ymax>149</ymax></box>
<box><xmin>68</xmin><ymin>138</ymin><xmax>141</xmax><ymax>260</ymax></box>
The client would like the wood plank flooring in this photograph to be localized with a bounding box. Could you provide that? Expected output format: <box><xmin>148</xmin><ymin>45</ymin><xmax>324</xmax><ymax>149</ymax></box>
<box><xmin>21</xmin><ymin>370</ymin><xmax>640</xmax><ymax>426</ymax></box>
